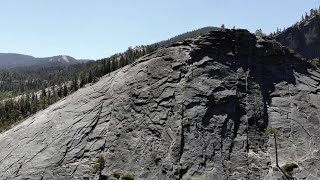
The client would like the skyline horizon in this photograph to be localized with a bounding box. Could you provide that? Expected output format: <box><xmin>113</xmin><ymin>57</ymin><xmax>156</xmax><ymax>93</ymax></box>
<box><xmin>1</xmin><ymin>1</ymin><xmax>319</xmax><ymax>59</ymax></box>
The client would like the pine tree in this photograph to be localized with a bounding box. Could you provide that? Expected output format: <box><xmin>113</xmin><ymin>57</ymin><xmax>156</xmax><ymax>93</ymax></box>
<box><xmin>221</xmin><ymin>24</ymin><xmax>225</xmax><ymax>30</ymax></box>
<box><xmin>72</xmin><ymin>76</ymin><xmax>79</xmax><ymax>92</ymax></box>
<box><xmin>102</xmin><ymin>59</ymin><xmax>106</xmax><ymax>75</ymax></box>
<box><xmin>310</xmin><ymin>9</ymin><xmax>315</xmax><ymax>16</ymax></box>
<box><xmin>47</xmin><ymin>90</ymin><xmax>51</xmax><ymax>104</ymax></box>
<box><xmin>106</xmin><ymin>60</ymin><xmax>111</xmax><ymax>74</ymax></box>
<box><xmin>255</xmin><ymin>29</ymin><xmax>264</xmax><ymax>36</ymax></box>
<box><xmin>88</xmin><ymin>71</ymin><xmax>93</xmax><ymax>83</ymax></box>
<box><xmin>31</xmin><ymin>93</ymin><xmax>39</xmax><ymax>113</ymax></box>
<box><xmin>58</xmin><ymin>85</ymin><xmax>63</xmax><ymax>98</ymax></box>
<box><xmin>111</xmin><ymin>59</ymin><xmax>117</xmax><ymax>71</ymax></box>
<box><xmin>25</xmin><ymin>94</ymin><xmax>31</xmax><ymax>115</ymax></box>
<box><xmin>92</xmin><ymin>155</ymin><xmax>105</xmax><ymax>176</ymax></box>
<box><xmin>19</xmin><ymin>98</ymin><xmax>25</xmax><ymax>115</ymax></box>
<box><xmin>80</xmin><ymin>74</ymin><xmax>86</xmax><ymax>88</ymax></box>
<box><xmin>120</xmin><ymin>56</ymin><xmax>125</xmax><ymax>68</ymax></box>
<box><xmin>42</xmin><ymin>88</ymin><xmax>47</xmax><ymax>97</ymax></box>
<box><xmin>63</xmin><ymin>84</ymin><xmax>68</xmax><ymax>97</ymax></box>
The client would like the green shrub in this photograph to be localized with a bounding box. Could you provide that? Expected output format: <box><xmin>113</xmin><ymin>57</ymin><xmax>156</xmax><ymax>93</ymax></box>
<box><xmin>282</xmin><ymin>162</ymin><xmax>298</xmax><ymax>172</ymax></box>
<box><xmin>121</xmin><ymin>173</ymin><xmax>134</xmax><ymax>180</ymax></box>
<box><xmin>92</xmin><ymin>155</ymin><xmax>105</xmax><ymax>174</ymax></box>
<box><xmin>262</xmin><ymin>126</ymin><xmax>280</xmax><ymax>139</ymax></box>
<box><xmin>112</xmin><ymin>171</ymin><xmax>122</xmax><ymax>179</ymax></box>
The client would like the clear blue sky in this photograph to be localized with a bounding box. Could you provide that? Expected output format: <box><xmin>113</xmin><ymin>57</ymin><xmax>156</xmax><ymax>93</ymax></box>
<box><xmin>0</xmin><ymin>0</ymin><xmax>319</xmax><ymax>59</ymax></box>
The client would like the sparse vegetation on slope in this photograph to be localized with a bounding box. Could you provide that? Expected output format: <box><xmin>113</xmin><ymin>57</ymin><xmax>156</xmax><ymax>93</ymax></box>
<box><xmin>92</xmin><ymin>155</ymin><xmax>105</xmax><ymax>175</ymax></box>
<box><xmin>282</xmin><ymin>162</ymin><xmax>298</xmax><ymax>173</ymax></box>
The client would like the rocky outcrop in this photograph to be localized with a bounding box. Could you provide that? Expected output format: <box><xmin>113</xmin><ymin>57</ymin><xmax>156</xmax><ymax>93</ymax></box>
<box><xmin>276</xmin><ymin>15</ymin><xmax>320</xmax><ymax>59</ymax></box>
<box><xmin>0</xmin><ymin>29</ymin><xmax>320</xmax><ymax>180</ymax></box>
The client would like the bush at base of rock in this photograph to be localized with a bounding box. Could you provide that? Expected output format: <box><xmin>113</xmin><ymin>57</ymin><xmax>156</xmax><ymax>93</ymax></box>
<box><xmin>121</xmin><ymin>173</ymin><xmax>134</xmax><ymax>180</ymax></box>
<box><xmin>111</xmin><ymin>171</ymin><xmax>134</xmax><ymax>180</ymax></box>
<box><xmin>112</xmin><ymin>171</ymin><xmax>121</xmax><ymax>179</ymax></box>
<box><xmin>282</xmin><ymin>162</ymin><xmax>298</xmax><ymax>172</ymax></box>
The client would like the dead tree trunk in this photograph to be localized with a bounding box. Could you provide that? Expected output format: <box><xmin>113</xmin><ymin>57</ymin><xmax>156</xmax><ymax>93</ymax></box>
<box><xmin>274</xmin><ymin>133</ymin><xmax>279</xmax><ymax>167</ymax></box>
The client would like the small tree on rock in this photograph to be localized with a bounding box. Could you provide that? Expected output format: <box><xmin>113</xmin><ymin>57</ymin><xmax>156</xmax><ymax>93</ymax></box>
<box><xmin>264</xmin><ymin>127</ymin><xmax>280</xmax><ymax>167</ymax></box>
<box><xmin>93</xmin><ymin>155</ymin><xmax>105</xmax><ymax>176</ymax></box>
<box><xmin>264</xmin><ymin>126</ymin><xmax>290</xmax><ymax>179</ymax></box>
<box><xmin>221</xmin><ymin>24</ymin><xmax>225</xmax><ymax>30</ymax></box>
<box><xmin>255</xmin><ymin>29</ymin><xmax>265</xmax><ymax>37</ymax></box>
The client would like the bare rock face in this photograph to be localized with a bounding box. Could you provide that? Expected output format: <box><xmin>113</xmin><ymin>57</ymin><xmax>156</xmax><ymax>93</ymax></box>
<box><xmin>276</xmin><ymin>15</ymin><xmax>320</xmax><ymax>59</ymax></box>
<box><xmin>0</xmin><ymin>29</ymin><xmax>320</xmax><ymax>180</ymax></box>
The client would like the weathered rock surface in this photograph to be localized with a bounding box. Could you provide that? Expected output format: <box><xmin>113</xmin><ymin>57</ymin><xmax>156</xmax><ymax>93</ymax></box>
<box><xmin>0</xmin><ymin>29</ymin><xmax>320</xmax><ymax>180</ymax></box>
<box><xmin>276</xmin><ymin>15</ymin><xmax>320</xmax><ymax>59</ymax></box>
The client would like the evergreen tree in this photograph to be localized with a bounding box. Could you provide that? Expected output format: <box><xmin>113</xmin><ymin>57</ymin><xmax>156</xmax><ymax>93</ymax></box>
<box><xmin>264</xmin><ymin>127</ymin><xmax>280</xmax><ymax>167</ymax></box>
<box><xmin>63</xmin><ymin>84</ymin><xmax>68</xmax><ymax>97</ymax></box>
<box><xmin>88</xmin><ymin>71</ymin><xmax>93</xmax><ymax>83</ymax></box>
<box><xmin>92</xmin><ymin>155</ymin><xmax>105</xmax><ymax>176</ymax></box>
<box><xmin>80</xmin><ymin>74</ymin><xmax>87</xmax><ymax>88</ymax></box>
<box><xmin>101</xmin><ymin>59</ymin><xmax>106</xmax><ymax>74</ymax></box>
<box><xmin>221</xmin><ymin>24</ymin><xmax>225</xmax><ymax>30</ymax></box>
<box><xmin>106</xmin><ymin>60</ymin><xmax>111</xmax><ymax>74</ymax></box>
<box><xmin>72</xmin><ymin>76</ymin><xmax>79</xmax><ymax>91</ymax></box>
<box><xmin>52</xmin><ymin>86</ymin><xmax>57</xmax><ymax>102</ymax></box>
<box><xmin>120</xmin><ymin>56</ymin><xmax>125</xmax><ymax>68</ymax></box>
<box><xmin>47</xmin><ymin>90</ymin><xmax>51</xmax><ymax>105</ymax></box>
<box><xmin>57</xmin><ymin>85</ymin><xmax>63</xmax><ymax>98</ymax></box>
<box><xmin>31</xmin><ymin>94</ymin><xmax>38</xmax><ymax>113</ymax></box>
<box><xmin>111</xmin><ymin>59</ymin><xmax>117</xmax><ymax>71</ymax></box>
<box><xmin>255</xmin><ymin>29</ymin><xmax>264</xmax><ymax>36</ymax></box>
<box><xmin>42</xmin><ymin>88</ymin><xmax>47</xmax><ymax>97</ymax></box>
<box><xmin>25</xmin><ymin>94</ymin><xmax>31</xmax><ymax>115</ymax></box>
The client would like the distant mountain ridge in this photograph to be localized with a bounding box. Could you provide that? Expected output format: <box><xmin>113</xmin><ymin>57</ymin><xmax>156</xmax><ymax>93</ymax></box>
<box><xmin>1</xmin><ymin>27</ymin><xmax>217</xmax><ymax>69</ymax></box>
<box><xmin>0</xmin><ymin>53</ymin><xmax>88</xmax><ymax>69</ymax></box>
